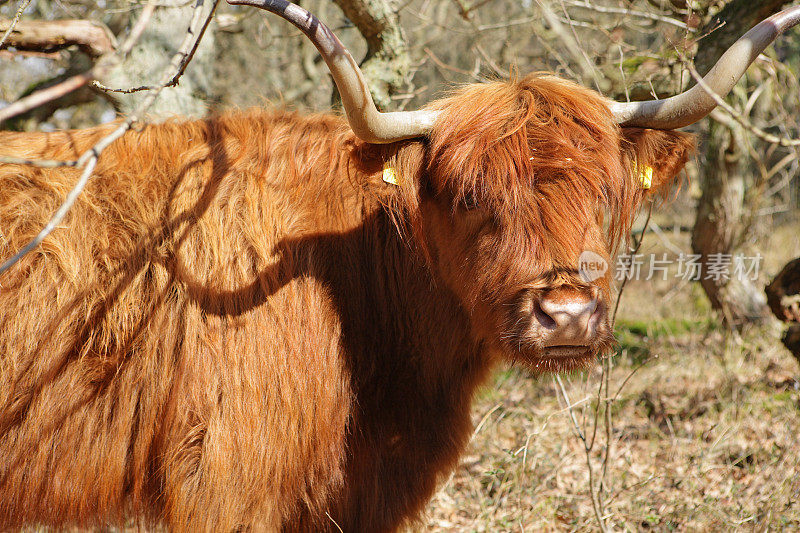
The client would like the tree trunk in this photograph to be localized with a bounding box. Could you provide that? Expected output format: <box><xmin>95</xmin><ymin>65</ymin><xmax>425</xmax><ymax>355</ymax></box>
<box><xmin>330</xmin><ymin>0</ymin><xmax>411</xmax><ymax>110</ymax></box>
<box><xmin>103</xmin><ymin>3</ymin><xmax>216</xmax><ymax>118</ymax></box>
<box><xmin>691</xmin><ymin>119</ymin><xmax>768</xmax><ymax>323</ymax></box>
<box><xmin>690</xmin><ymin>0</ymin><xmax>789</xmax><ymax>325</ymax></box>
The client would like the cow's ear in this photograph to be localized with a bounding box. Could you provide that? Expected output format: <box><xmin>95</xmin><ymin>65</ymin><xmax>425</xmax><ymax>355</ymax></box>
<box><xmin>346</xmin><ymin>138</ymin><xmax>428</xmax><ymax>239</ymax></box>
<box><xmin>620</xmin><ymin>128</ymin><xmax>695</xmax><ymax>195</ymax></box>
<box><xmin>348</xmin><ymin>139</ymin><xmax>425</xmax><ymax>196</ymax></box>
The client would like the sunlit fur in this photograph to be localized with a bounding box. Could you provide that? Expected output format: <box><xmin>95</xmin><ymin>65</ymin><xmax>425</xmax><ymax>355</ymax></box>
<box><xmin>0</xmin><ymin>73</ymin><xmax>693</xmax><ymax>531</ymax></box>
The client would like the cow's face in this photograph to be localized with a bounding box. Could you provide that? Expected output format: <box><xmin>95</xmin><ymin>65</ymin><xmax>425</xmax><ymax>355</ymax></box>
<box><xmin>401</xmin><ymin>75</ymin><xmax>694</xmax><ymax>372</ymax></box>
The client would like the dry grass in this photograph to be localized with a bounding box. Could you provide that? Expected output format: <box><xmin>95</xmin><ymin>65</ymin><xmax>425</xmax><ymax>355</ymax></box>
<box><xmin>421</xmin><ymin>221</ymin><xmax>800</xmax><ymax>532</ymax></box>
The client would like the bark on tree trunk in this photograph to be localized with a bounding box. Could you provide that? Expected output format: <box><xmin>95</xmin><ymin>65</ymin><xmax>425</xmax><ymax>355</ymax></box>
<box><xmin>331</xmin><ymin>0</ymin><xmax>411</xmax><ymax>110</ymax></box>
<box><xmin>104</xmin><ymin>4</ymin><xmax>216</xmax><ymax>118</ymax></box>
<box><xmin>690</xmin><ymin>0</ymin><xmax>789</xmax><ymax>325</ymax></box>
<box><xmin>692</xmin><ymin>120</ymin><xmax>768</xmax><ymax>323</ymax></box>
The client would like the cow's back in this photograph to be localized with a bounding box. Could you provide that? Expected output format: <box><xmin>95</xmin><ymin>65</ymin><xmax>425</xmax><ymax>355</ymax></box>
<box><xmin>0</xmin><ymin>110</ymin><xmax>361</xmax><ymax>530</ymax></box>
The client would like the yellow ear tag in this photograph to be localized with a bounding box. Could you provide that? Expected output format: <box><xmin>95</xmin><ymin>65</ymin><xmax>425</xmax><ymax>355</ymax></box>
<box><xmin>382</xmin><ymin>165</ymin><xmax>400</xmax><ymax>186</ymax></box>
<box><xmin>639</xmin><ymin>165</ymin><xmax>653</xmax><ymax>189</ymax></box>
<box><xmin>633</xmin><ymin>162</ymin><xmax>653</xmax><ymax>190</ymax></box>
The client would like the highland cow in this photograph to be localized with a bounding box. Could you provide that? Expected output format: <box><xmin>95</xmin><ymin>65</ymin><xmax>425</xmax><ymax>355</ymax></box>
<box><xmin>1</xmin><ymin>2</ymin><xmax>799</xmax><ymax>531</ymax></box>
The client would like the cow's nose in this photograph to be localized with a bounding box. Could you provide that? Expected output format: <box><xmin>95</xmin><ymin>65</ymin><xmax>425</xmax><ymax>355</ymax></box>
<box><xmin>534</xmin><ymin>287</ymin><xmax>605</xmax><ymax>346</ymax></box>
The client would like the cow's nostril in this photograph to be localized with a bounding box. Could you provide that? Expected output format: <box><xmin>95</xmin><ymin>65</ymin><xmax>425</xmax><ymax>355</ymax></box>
<box><xmin>589</xmin><ymin>300</ymin><xmax>606</xmax><ymax>327</ymax></box>
<box><xmin>533</xmin><ymin>300</ymin><xmax>557</xmax><ymax>329</ymax></box>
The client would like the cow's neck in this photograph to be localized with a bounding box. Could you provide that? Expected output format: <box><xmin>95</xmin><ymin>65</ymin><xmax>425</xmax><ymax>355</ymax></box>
<box><xmin>318</xmin><ymin>205</ymin><xmax>497</xmax><ymax>417</ymax></box>
<box><xmin>309</xmin><ymin>204</ymin><xmax>499</xmax><ymax>524</ymax></box>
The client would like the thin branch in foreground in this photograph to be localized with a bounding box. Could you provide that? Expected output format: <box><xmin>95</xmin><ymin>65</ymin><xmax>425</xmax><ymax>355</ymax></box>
<box><xmin>563</xmin><ymin>0</ymin><xmax>689</xmax><ymax>29</ymax></box>
<box><xmin>93</xmin><ymin>1</ymin><xmax>216</xmax><ymax>94</ymax></box>
<box><xmin>681</xmin><ymin>53</ymin><xmax>800</xmax><ymax>147</ymax></box>
<box><xmin>553</xmin><ymin>374</ymin><xmax>608</xmax><ymax>533</ymax></box>
<box><xmin>0</xmin><ymin>0</ymin><xmax>32</xmax><ymax>50</ymax></box>
<box><xmin>0</xmin><ymin>157</ymin><xmax>99</xmax><ymax>274</ymax></box>
<box><xmin>612</xmin><ymin>202</ymin><xmax>653</xmax><ymax>325</ymax></box>
<box><xmin>0</xmin><ymin>5</ymin><xmax>158</xmax><ymax>131</ymax></box>
<box><xmin>554</xmin><ymin>202</ymin><xmax>655</xmax><ymax>532</ymax></box>
<box><xmin>119</xmin><ymin>4</ymin><xmax>157</xmax><ymax>56</ymax></box>
<box><xmin>554</xmin><ymin>375</ymin><xmax>587</xmax><ymax>443</ymax></box>
<box><xmin>0</xmin><ymin>0</ymin><xmax>219</xmax><ymax>277</ymax></box>
<box><xmin>0</xmin><ymin>70</ymin><xmax>99</xmax><ymax>124</ymax></box>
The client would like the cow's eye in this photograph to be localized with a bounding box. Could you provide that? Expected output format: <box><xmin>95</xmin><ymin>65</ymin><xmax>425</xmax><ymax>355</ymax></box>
<box><xmin>461</xmin><ymin>192</ymin><xmax>481</xmax><ymax>210</ymax></box>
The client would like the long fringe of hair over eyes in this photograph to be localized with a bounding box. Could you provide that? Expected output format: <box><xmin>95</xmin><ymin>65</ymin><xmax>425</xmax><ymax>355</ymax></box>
<box><xmin>362</xmin><ymin>74</ymin><xmax>693</xmax><ymax>263</ymax></box>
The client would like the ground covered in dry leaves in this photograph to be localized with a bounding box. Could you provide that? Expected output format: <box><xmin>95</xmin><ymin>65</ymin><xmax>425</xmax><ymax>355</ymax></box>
<box><xmin>422</xmin><ymin>220</ymin><xmax>800</xmax><ymax>532</ymax></box>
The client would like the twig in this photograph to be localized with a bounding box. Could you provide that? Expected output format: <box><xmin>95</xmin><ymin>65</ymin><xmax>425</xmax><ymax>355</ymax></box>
<box><xmin>555</xmin><ymin>375</ymin><xmax>586</xmax><ymax>443</ymax></box>
<box><xmin>618</xmin><ymin>45</ymin><xmax>629</xmax><ymax>102</ymax></box>
<box><xmin>599</xmin><ymin>348</ymin><xmax>613</xmax><ymax>494</ymax></box>
<box><xmin>563</xmin><ymin>0</ymin><xmax>689</xmax><ymax>29</ymax></box>
<box><xmin>0</xmin><ymin>0</ymin><xmax>33</xmax><ymax>50</ymax></box>
<box><xmin>586</xmin><ymin>365</ymin><xmax>605</xmax><ymax>451</ymax></box>
<box><xmin>119</xmin><ymin>4</ymin><xmax>157</xmax><ymax>56</ymax></box>
<box><xmin>0</xmin><ymin>69</ymin><xmax>100</xmax><ymax>124</ymax></box>
<box><xmin>537</xmin><ymin>0</ymin><xmax>601</xmax><ymax>90</ymax></box>
<box><xmin>554</xmin><ymin>374</ymin><xmax>608</xmax><ymax>532</ymax></box>
<box><xmin>681</xmin><ymin>54</ymin><xmax>800</xmax><ymax>147</ymax></box>
<box><xmin>476</xmin><ymin>16</ymin><xmax>538</xmax><ymax>31</ymax></box>
<box><xmin>0</xmin><ymin>0</ymin><xmax>218</xmax><ymax>276</ymax></box>
<box><xmin>613</xmin><ymin>353</ymin><xmax>658</xmax><ymax>401</ymax></box>
<box><xmin>93</xmin><ymin>1</ymin><xmax>217</xmax><ymax>94</ymax></box>
<box><xmin>0</xmin><ymin>157</ymin><xmax>99</xmax><ymax>275</ymax></box>
<box><xmin>593</xmin><ymin>202</ymin><xmax>656</xmax><ymax>511</ymax></box>
<box><xmin>612</xmin><ymin>203</ymin><xmax>653</xmax><ymax>324</ymax></box>
<box><xmin>423</xmin><ymin>47</ymin><xmax>474</xmax><ymax>75</ymax></box>
<box><xmin>450</xmin><ymin>0</ymin><xmax>494</xmax><ymax>20</ymax></box>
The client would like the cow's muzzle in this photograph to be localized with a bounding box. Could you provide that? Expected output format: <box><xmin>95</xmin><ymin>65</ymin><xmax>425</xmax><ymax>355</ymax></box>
<box><xmin>533</xmin><ymin>286</ymin><xmax>606</xmax><ymax>350</ymax></box>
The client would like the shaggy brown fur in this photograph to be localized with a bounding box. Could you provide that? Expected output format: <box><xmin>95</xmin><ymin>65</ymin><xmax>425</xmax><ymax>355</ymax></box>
<box><xmin>0</xmin><ymin>74</ymin><xmax>693</xmax><ymax>532</ymax></box>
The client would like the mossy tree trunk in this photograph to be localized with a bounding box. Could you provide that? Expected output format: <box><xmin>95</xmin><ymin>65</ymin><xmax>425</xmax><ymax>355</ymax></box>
<box><xmin>331</xmin><ymin>0</ymin><xmax>411</xmax><ymax>110</ymax></box>
<box><xmin>690</xmin><ymin>0</ymin><xmax>789</xmax><ymax>325</ymax></box>
<box><xmin>105</xmin><ymin>3</ymin><xmax>216</xmax><ymax>119</ymax></box>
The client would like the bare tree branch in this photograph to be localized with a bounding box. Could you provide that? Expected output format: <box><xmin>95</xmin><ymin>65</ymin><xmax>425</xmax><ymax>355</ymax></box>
<box><xmin>538</xmin><ymin>0</ymin><xmax>602</xmax><ymax>89</ymax></box>
<box><xmin>684</xmin><ymin>58</ymin><xmax>800</xmax><ymax>147</ymax></box>
<box><xmin>0</xmin><ymin>0</ymin><xmax>32</xmax><ymax>50</ymax></box>
<box><xmin>0</xmin><ymin>13</ymin><xmax>123</xmax><ymax>125</ymax></box>
<box><xmin>0</xmin><ymin>18</ymin><xmax>117</xmax><ymax>57</ymax></box>
<box><xmin>563</xmin><ymin>0</ymin><xmax>690</xmax><ymax>29</ymax></box>
<box><xmin>92</xmin><ymin>2</ymin><xmax>215</xmax><ymax>94</ymax></box>
<box><xmin>0</xmin><ymin>0</ymin><xmax>220</xmax><ymax>276</ymax></box>
<box><xmin>0</xmin><ymin>67</ymin><xmax>106</xmax><ymax>124</ymax></box>
<box><xmin>330</xmin><ymin>0</ymin><xmax>411</xmax><ymax>109</ymax></box>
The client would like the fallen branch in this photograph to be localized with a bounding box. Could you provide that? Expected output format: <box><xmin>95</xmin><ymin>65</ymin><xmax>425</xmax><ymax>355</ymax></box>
<box><xmin>0</xmin><ymin>69</ymin><xmax>101</xmax><ymax>124</ymax></box>
<box><xmin>0</xmin><ymin>18</ymin><xmax>117</xmax><ymax>57</ymax></box>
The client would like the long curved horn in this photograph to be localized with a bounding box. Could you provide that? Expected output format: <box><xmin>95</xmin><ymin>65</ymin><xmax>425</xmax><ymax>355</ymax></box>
<box><xmin>227</xmin><ymin>0</ymin><xmax>438</xmax><ymax>143</ymax></box>
<box><xmin>612</xmin><ymin>6</ymin><xmax>800</xmax><ymax>129</ymax></box>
